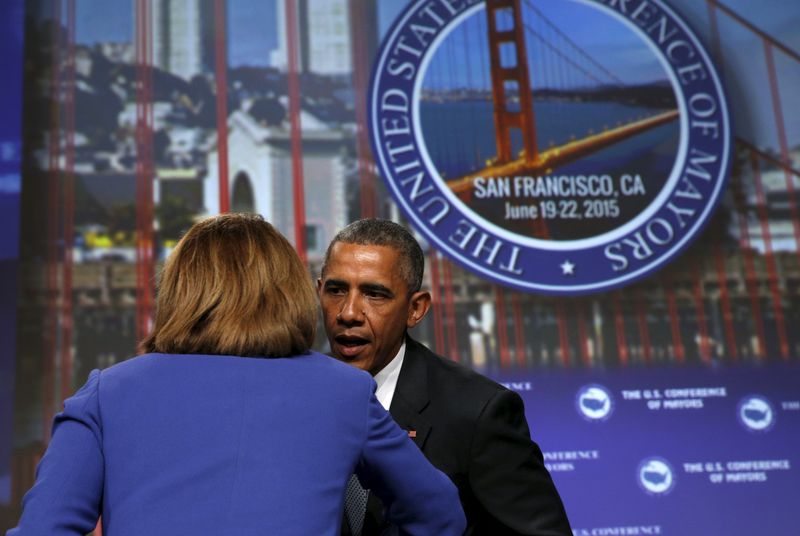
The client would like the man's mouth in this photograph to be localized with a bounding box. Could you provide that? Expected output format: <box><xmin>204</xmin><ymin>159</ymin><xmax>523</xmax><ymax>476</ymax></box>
<box><xmin>333</xmin><ymin>334</ymin><xmax>370</xmax><ymax>358</ymax></box>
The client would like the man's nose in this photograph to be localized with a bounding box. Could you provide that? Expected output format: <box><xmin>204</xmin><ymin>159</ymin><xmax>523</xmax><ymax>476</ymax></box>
<box><xmin>337</xmin><ymin>293</ymin><xmax>364</xmax><ymax>325</ymax></box>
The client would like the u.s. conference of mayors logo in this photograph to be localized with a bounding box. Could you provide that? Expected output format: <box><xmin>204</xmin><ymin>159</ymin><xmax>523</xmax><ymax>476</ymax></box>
<box><xmin>737</xmin><ymin>395</ymin><xmax>775</xmax><ymax>433</ymax></box>
<box><xmin>576</xmin><ymin>384</ymin><xmax>614</xmax><ymax>421</ymax></box>
<box><xmin>369</xmin><ymin>0</ymin><xmax>731</xmax><ymax>295</ymax></box>
<box><xmin>637</xmin><ymin>457</ymin><xmax>676</xmax><ymax>495</ymax></box>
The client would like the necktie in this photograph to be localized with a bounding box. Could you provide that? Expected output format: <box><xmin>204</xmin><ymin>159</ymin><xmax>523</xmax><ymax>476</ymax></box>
<box><xmin>345</xmin><ymin>474</ymin><xmax>369</xmax><ymax>536</ymax></box>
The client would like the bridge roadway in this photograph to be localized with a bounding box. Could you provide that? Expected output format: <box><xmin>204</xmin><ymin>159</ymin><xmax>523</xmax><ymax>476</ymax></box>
<box><xmin>446</xmin><ymin>109</ymin><xmax>679</xmax><ymax>195</ymax></box>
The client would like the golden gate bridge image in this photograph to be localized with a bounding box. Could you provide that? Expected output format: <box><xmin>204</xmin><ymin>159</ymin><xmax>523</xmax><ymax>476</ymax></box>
<box><xmin>418</xmin><ymin>0</ymin><xmax>681</xmax><ymax>240</ymax></box>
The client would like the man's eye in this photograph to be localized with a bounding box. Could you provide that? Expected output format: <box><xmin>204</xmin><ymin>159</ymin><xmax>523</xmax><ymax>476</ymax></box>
<box><xmin>327</xmin><ymin>287</ymin><xmax>346</xmax><ymax>295</ymax></box>
<box><xmin>365</xmin><ymin>291</ymin><xmax>387</xmax><ymax>299</ymax></box>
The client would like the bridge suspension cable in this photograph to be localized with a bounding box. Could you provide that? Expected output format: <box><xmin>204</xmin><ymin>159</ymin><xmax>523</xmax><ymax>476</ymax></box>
<box><xmin>522</xmin><ymin>21</ymin><xmax>606</xmax><ymax>87</ymax></box>
<box><xmin>521</xmin><ymin>0</ymin><xmax>625</xmax><ymax>86</ymax></box>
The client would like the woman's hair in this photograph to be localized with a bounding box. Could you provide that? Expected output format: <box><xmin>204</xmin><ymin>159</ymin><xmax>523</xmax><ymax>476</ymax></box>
<box><xmin>139</xmin><ymin>213</ymin><xmax>316</xmax><ymax>357</ymax></box>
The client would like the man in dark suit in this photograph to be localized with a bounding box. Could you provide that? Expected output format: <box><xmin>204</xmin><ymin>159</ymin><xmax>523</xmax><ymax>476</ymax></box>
<box><xmin>318</xmin><ymin>219</ymin><xmax>572</xmax><ymax>536</ymax></box>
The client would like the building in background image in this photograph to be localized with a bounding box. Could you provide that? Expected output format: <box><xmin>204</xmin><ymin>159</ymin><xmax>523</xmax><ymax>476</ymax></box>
<box><xmin>270</xmin><ymin>0</ymin><xmax>377</xmax><ymax>77</ymax></box>
<box><xmin>204</xmin><ymin>104</ymin><xmax>350</xmax><ymax>264</ymax></box>
<box><xmin>150</xmin><ymin>0</ymin><xmax>215</xmax><ymax>80</ymax></box>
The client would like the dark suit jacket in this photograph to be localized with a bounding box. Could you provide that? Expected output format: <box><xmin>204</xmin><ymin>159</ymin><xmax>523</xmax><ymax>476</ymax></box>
<box><xmin>349</xmin><ymin>337</ymin><xmax>572</xmax><ymax>536</ymax></box>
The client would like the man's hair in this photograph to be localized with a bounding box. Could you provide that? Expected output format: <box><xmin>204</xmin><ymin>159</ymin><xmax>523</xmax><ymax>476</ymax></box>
<box><xmin>139</xmin><ymin>213</ymin><xmax>316</xmax><ymax>357</ymax></box>
<box><xmin>322</xmin><ymin>219</ymin><xmax>425</xmax><ymax>293</ymax></box>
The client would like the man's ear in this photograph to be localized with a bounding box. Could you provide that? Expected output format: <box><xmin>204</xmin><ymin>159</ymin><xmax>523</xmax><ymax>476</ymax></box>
<box><xmin>406</xmin><ymin>290</ymin><xmax>432</xmax><ymax>328</ymax></box>
<box><xmin>316</xmin><ymin>278</ymin><xmax>323</xmax><ymax>294</ymax></box>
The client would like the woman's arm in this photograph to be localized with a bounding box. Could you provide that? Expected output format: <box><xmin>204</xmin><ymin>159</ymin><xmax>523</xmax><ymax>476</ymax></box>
<box><xmin>356</xmin><ymin>388</ymin><xmax>465</xmax><ymax>536</ymax></box>
<box><xmin>8</xmin><ymin>370</ymin><xmax>104</xmax><ymax>535</ymax></box>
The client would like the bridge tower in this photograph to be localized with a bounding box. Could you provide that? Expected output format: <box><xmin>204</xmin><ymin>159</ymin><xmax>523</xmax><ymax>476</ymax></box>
<box><xmin>135</xmin><ymin>0</ymin><xmax>155</xmax><ymax>342</ymax></box>
<box><xmin>485</xmin><ymin>0</ymin><xmax>538</xmax><ymax>165</ymax></box>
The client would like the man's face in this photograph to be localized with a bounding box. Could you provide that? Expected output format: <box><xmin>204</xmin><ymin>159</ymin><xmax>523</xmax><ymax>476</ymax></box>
<box><xmin>318</xmin><ymin>242</ymin><xmax>430</xmax><ymax>376</ymax></box>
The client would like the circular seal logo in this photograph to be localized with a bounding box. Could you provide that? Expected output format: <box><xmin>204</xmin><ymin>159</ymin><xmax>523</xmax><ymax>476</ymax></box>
<box><xmin>637</xmin><ymin>457</ymin><xmax>675</xmax><ymax>495</ymax></box>
<box><xmin>737</xmin><ymin>395</ymin><xmax>775</xmax><ymax>433</ymax></box>
<box><xmin>576</xmin><ymin>384</ymin><xmax>613</xmax><ymax>421</ymax></box>
<box><xmin>369</xmin><ymin>0</ymin><xmax>731</xmax><ymax>295</ymax></box>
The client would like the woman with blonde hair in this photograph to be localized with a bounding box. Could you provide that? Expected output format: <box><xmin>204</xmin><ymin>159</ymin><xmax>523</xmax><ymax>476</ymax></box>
<box><xmin>10</xmin><ymin>213</ymin><xmax>464</xmax><ymax>535</ymax></box>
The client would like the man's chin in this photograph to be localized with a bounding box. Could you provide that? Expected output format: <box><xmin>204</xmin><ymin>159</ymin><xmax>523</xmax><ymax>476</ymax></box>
<box><xmin>332</xmin><ymin>345</ymin><xmax>372</xmax><ymax>370</ymax></box>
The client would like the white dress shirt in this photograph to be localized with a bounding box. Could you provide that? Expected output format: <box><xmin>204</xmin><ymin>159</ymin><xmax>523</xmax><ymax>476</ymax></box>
<box><xmin>373</xmin><ymin>342</ymin><xmax>406</xmax><ymax>411</ymax></box>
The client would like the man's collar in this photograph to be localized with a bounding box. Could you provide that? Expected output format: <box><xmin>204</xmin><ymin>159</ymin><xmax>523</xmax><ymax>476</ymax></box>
<box><xmin>374</xmin><ymin>341</ymin><xmax>406</xmax><ymax>387</ymax></box>
<box><xmin>373</xmin><ymin>342</ymin><xmax>405</xmax><ymax>410</ymax></box>
<box><xmin>373</xmin><ymin>341</ymin><xmax>405</xmax><ymax>388</ymax></box>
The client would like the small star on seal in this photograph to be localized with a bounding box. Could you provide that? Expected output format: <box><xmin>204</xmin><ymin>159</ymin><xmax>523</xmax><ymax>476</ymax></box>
<box><xmin>560</xmin><ymin>260</ymin><xmax>575</xmax><ymax>276</ymax></box>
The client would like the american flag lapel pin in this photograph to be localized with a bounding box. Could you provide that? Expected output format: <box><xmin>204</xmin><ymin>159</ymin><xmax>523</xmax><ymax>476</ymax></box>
<box><xmin>408</xmin><ymin>429</ymin><xmax>417</xmax><ymax>438</ymax></box>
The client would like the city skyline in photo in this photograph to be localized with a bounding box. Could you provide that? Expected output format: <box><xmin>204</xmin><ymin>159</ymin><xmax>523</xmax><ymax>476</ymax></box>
<box><xmin>44</xmin><ymin>0</ymin><xmax>798</xmax><ymax>151</ymax></box>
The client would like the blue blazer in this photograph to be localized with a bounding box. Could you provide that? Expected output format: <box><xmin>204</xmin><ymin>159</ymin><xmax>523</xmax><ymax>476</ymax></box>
<box><xmin>9</xmin><ymin>352</ymin><xmax>465</xmax><ymax>535</ymax></box>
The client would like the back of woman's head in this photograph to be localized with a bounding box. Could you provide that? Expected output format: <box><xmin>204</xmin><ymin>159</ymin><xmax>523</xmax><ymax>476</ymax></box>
<box><xmin>139</xmin><ymin>213</ymin><xmax>316</xmax><ymax>357</ymax></box>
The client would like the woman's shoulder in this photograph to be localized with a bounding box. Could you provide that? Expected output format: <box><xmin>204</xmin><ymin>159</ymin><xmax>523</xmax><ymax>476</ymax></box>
<box><xmin>290</xmin><ymin>351</ymin><xmax>374</xmax><ymax>383</ymax></box>
<box><xmin>96</xmin><ymin>351</ymin><xmax>373</xmax><ymax>386</ymax></box>
<box><xmin>291</xmin><ymin>352</ymin><xmax>377</xmax><ymax>404</ymax></box>
<box><xmin>96</xmin><ymin>353</ymin><xmax>167</xmax><ymax>379</ymax></box>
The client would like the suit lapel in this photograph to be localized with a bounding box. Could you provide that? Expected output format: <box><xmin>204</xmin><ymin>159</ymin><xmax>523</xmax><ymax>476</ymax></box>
<box><xmin>389</xmin><ymin>338</ymin><xmax>432</xmax><ymax>450</ymax></box>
